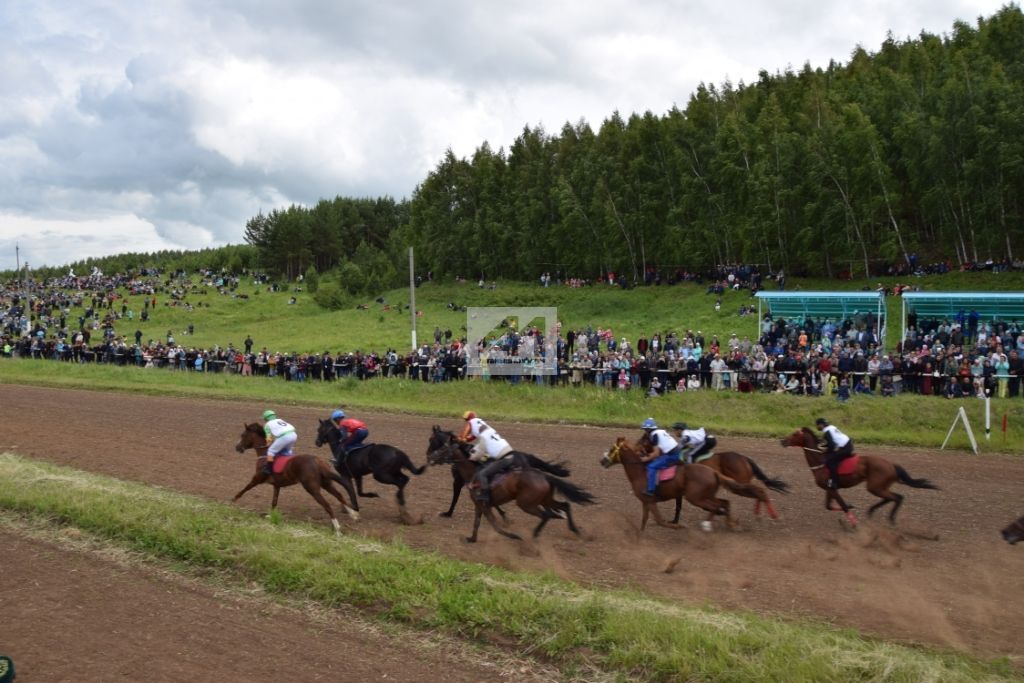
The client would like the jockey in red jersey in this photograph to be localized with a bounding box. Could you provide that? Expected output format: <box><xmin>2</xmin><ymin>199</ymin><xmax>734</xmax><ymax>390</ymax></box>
<box><xmin>331</xmin><ymin>409</ymin><xmax>369</xmax><ymax>465</ymax></box>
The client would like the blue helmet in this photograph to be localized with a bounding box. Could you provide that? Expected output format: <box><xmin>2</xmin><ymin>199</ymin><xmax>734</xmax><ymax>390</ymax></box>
<box><xmin>331</xmin><ymin>409</ymin><xmax>345</xmax><ymax>420</ymax></box>
<box><xmin>641</xmin><ymin>417</ymin><xmax>658</xmax><ymax>430</ymax></box>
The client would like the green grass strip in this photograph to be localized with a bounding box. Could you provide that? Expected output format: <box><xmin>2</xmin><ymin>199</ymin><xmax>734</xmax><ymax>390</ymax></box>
<box><xmin>2</xmin><ymin>359</ymin><xmax>1021</xmax><ymax>452</ymax></box>
<box><xmin>0</xmin><ymin>453</ymin><xmax>1014</xmax><ymax>682</ymax></box>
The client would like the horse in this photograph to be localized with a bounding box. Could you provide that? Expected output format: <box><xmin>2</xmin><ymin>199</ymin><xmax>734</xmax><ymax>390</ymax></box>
<box><xmin>233</xmin><ymin>423</ymin><xmax>359</xmax><ymax>534</ymax></box>
<box><xmin>427</xmin><ymin>426</ymin><xmax>571</xmax><ymax>518</ymax></box>
<box><xmin>426</xmin><ymin>434</ymin><xmax>595</xmax><ymax>543</ymax></box>
<box><xmin>314</xmin><ymin>419</ymin><xmax>425</xmax><ymax>524</ymax></box>
<box><xmin>781</xmin><ymin>428</ymin><xmax>939</xmax><ymax>527</ymax></box>
<box><xmin>1002</xmin><ymin>515</ymin><xmax>1024</xmax><ymax>545</ymax></box>
<box><xmin>600</xmin><ymin>438</ymin><xmax>774</xmax><ymax>532</ymax></box>
<box><xmin>640</xmin><ymin>433</ymin><xmax>787</xmax><ymax>521</ymax></box>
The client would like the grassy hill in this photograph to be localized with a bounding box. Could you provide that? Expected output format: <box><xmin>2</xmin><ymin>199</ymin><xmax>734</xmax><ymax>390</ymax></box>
<box><xmin>108</xmin><ymin>271</ymin><xmax>1024</xmax><ymax>354</ymax></box>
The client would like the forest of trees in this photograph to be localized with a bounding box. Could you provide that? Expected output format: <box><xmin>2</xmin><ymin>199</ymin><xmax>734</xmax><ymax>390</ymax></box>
<box><xmin>11</xmin><ymin>8</ymin><xmax>1021</xmax><ymax>291</ymax></box>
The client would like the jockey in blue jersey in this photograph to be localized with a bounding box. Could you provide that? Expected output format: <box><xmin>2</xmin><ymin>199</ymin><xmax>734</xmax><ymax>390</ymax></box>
<box><xmin>639</xmin><ymin>417</ymin><xmax>682</xmax><ymax>496</ymax></box>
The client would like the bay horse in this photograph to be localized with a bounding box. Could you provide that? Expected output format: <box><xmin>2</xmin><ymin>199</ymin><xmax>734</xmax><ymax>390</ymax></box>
<box><xmin>426</xmin><ymin>434</ymin><xmax>595</xmax><ymax>543</ymax></box>
<box><xmin>1002</xmin><ymin>515</ymin><xmax>1024</xmax><ymax>545</ymax></box>
<box><xmin>781</xmin><ymin>428</ymin><xmax>938</xmax><ymax>527</ymax></box>
<box><xmin>427</xmin><ymin>426</ymin><xmax>571</xmax><ymax>518</ymax></box>
<box><xmin>640</xmin><ymin>433</ymin><xmax>787</xmax><ymax>521</ymax></box>
<box><xmin>601</xmin><ymin>438</ymin><xmax>775</xmax><ymax>532</ymax></box>
<box><xmin>315</xmin><ymin>419</ymin><xmax>425</xmax><ymax>524</ymax></box>
<box><xmin>234</xmin><ymin>423</ymin><xmax>360</xmax><ymax>534</ymax></box>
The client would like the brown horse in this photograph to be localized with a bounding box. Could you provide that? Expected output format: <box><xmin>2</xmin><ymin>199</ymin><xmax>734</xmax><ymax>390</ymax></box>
<box><xmin>234</xmin><ymin>423</ymin><xmax>360</xmax><ymax>534</ymax></box>
<box><xmin>1002</xmin><ymin>515</ymin><xmax>1024</xmax><ymax>545</ymax></box>
<box><xmin>600</xmin><ymin>438</ymin><xmax>774</xmax><ymax>532</ymax></box>
<box><xmin>640</xmin><ymin>434</ymin><xmax>786</xmax><ymax>521</ymax></box>
<box><xmin>781</xmin><ymin>428</ymin><xmax>938</xmax><ymax>527</ymax></box>
<box><xmin>426</xmin><ymin>435</ymin><xmax>595</xmax><ymax>543</ymax></box>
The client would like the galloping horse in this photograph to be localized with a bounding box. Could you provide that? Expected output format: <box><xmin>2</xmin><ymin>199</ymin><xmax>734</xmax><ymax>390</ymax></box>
<box><xmin>234</xmin><ymin>423</ymin><xmax>359</xmax><ymax>534</ymax></box>
<box><xmin>601</xmin><ymin>438</ymin><xmax>775</xmax><ymax>532</ymax></box>
<box><xmin>315</xmin><ymin>419</ymin><xmax>425</xmax><ymax>524</ymax></box>
<box><xmin>640</xmin><ymin>433</ymin><xmax>787</xmax><ymax>521</ymax></box>
<box><xmin>781</xmin><ymin>428</ymin><xmax>938</xmax><ymax>527</ymax></box>
<box><xmin>427</xmin><ymin>426</ymin><xmax>571</xmax><ymax>518</ymax></box>
<box><xmin>426</xmin><ymin>433</ymin><xmax>595</xmax><ymax>543</ymax></box>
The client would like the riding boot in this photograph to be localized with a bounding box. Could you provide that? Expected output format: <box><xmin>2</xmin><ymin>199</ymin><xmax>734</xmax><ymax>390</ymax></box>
<box><xmin>262</xmin><ymin>459</ymin><xmax>274</xmax><ymax>476</ymax></box>
<box><xmin>476</xmin><ymin>488</ymin><xmax>491</xmax><ymax>504</ymax></box>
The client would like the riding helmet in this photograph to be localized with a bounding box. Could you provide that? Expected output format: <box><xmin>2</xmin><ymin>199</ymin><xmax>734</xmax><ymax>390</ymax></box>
<box><xmin>262</xmin><ymin>409</ymin><xmax>277</xmax><ymax>421</ymax></box>
<box><xmin>641</xmin><ymin>417</ymin><xmax>658</xmax><ymax>430</ymax></box>
<box><xmin>672</xmin><ymin>421</ymin><xmax>687</xmax><ymax>431</ymax></box>
<box><xmin>463</xmin><ymin>410</ymin><xmax>477</xmax><ymax>420</ymax></box>
<box><xmin>815</xmin><ymin>417</ymin><xmax>828</xmax><ymax>427</ymax></box>
<box><xmin>331</xmin><ymin>409</ymin><xmax>345</xmax><ymax>420</ymax></box>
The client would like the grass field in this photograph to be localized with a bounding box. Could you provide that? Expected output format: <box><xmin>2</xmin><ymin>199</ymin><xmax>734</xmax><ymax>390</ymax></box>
<box><xmin>93</xmin><ymin>271</ymin><xmax>1024</xmax><ymax>356</ymax></box>
<box><xmin>1</xmin><ymin>453</ymin><xmax>1014</xmax><ymax>682</ymax></box>
<box><xmin>1</xmin><ymin>359</ymin><xmax>1020</xmax><ymax>452</ymax></box>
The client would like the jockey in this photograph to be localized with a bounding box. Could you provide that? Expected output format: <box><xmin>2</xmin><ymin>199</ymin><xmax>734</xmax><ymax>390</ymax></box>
<box><xmin>639</xmin><ymin>418</ymin><xmax>682</xmax><ymax>496</ymax></box>
<box><xmin>671</xmin><ymin>422</ymin><xmax>717</xmax><ymax>464</ymax></box>
<box><xmin>460</xmin><ymin>410</ymin><xmax>515</xmax><ymax>504</ymax></box>
<box><xmin>815</xmin><ymin>417</ymin><xmax>854</xmax><ymax>489</ymax></box>
<box><xmin>261</xmin><ymin>410</ymin><xmax>297</xmax><ymax>475</ymax></box>
<box><xmin>330</xmin><ymin>409</ymin><xmax>368</xmax><ymax>464</ymax></box>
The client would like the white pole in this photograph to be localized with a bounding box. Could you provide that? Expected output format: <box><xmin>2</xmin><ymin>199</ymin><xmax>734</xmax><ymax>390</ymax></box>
<box><xmin>985</xmin><ymin>396</ymin><xmax>991</xmax><ymax>441</ymax></box>
<box><xmin>408</xmin><ymin>247</ymin><xmax>417</xmax><ymax>351</ymax></box>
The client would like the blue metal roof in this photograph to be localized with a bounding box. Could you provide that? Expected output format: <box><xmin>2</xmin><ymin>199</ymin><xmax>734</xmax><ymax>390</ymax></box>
<box><xmin>755</xmin><ymin>291</ymin><xmax>885</xmax><ymax>319</ymax></box>
<box><xmin>900</xmin><ymin>292</ymin><xmax>1024</xmax><ymax>320</ymax></box>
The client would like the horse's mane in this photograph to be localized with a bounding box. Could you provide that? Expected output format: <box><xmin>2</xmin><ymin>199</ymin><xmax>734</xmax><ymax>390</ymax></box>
<box><xmin>245</xmin><ymin>422</ymin><xmax>263</xmax><ymax>433</ymax></box>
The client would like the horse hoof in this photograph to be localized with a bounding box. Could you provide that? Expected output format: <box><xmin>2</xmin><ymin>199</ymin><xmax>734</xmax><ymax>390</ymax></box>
<box><xmin>700</xmin><ymin>521</ymin><xmax>713</xmax><ymax>532</ymax></box>
<box><xmin>439</xmin><ymin>512</ymin><xmax>453</xmax><ymax>518</ymax></box>
<box><xmin>464</xmin><ymin>537</ymin><xmax>477</xmax><ymax>543</ymax></box>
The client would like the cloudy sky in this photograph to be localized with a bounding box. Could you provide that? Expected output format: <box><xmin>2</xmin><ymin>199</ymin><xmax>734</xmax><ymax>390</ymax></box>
<box><xmin>0</xmin><ymin>1</ymin><xmax>1009</xmax><ymax>270</ymax></box>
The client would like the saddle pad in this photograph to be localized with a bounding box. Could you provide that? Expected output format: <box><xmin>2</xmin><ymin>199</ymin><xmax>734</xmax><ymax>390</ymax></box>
<box><xmin>348</xmin><ymin>442</ymin><xmax>374</xmax><ymax>454</ymax></box>
<box><xmin>694</xmin><ymin>452</ymin><xmax>714</xmax><ymax>464</ymax></box>
<box><xmin>658</xmin><ymin>466</ymin><xmax>678</xmax><ymax>482</ymax></box>
<box><xmin>837</xmin><ymin>455</ymin><xmax>859</xmax><ymax>476</ymax></box>
<box><xmin>272</xmin><ymin>455</ymin><xmax>294</xmax><ymax>474</ymax></box>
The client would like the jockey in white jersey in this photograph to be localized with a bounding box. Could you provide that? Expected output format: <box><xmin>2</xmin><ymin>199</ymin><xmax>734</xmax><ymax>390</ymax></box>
<box><xmin>459</xmin><ymin>410</ymin><xmax>516</xmax><ymax>503</ymax></box>
<box><xmin>261</xmin><ymin>409</ymin><xmax>297</xmax><ymax>475</ymax></box>
<box><xmin>671</xmin><ymin>422</ymin><xmax>717</xmax><ymax>464</ymax></box>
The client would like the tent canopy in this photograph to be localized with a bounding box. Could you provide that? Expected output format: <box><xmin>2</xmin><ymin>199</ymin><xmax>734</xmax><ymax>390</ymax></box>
<box><xmin>754</xmin><ymin>291</ymin><xmax>885</xmax><ymax>321</ymax></box>
<box><xmin>900</xmin><ymin>292</ymin><xmax>1024</xmax><ymax>322</ymax></box>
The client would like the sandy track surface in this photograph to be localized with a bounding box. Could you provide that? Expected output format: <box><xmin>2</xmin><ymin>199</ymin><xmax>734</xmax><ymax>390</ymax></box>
<box><xmin>2</xmin><ymin>384</ymin><xmax>1022</xmax><ymax>667</ymax></box>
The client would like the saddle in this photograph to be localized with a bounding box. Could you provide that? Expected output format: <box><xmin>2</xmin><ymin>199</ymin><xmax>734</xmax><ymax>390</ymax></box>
<box><xmin>836</xmin><ymin>455</ymin><xmax>859</xmax><ymax>476</ymax></box>
<box><xmin>269</xmin><ymin>454</ymin><xmax>294</xmax><ymax>474</ymax></box>
<box><xmin>658</xmin><ymin>466</ymin><xmax>678</xmax><ymax>482</ymax></box>
<box><xmin>345</xmin><ymin>442</ymin><xmax>374</xmax><ymax>455</ymax></box>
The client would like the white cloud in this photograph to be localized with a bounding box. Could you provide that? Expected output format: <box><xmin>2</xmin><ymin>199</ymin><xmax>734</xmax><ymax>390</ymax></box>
<box><xmin>0</xmin><ymin>0</ymin><xmax>1011</xmax><ymax>269</ymax></box>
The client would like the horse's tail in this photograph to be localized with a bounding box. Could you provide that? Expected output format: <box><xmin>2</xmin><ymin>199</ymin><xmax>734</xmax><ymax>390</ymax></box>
<box><xmin>716</xmin><ymin>472</ymin><xmax>770</xmax><ymax>502</ymax></box>
<box><xmin>397</xmin><ymin>448</ymin><xmax>426</xmax><ymax>475</ymax></box>
<box><xmin>520</xmin><ymin>452</ymin><xmax>571</xmax><ymax>477</ymax></box>
<box><xmin>894</xmin><ymin>464</ymin><xmax>939</xmax><ymax>490</ymax></box>
<box><xmin>545</xmin><ymin>474</ymin><xmax>596</xmax><ymax>505</ymax></box>
<box><xmin>744</xmin><ymin>456</ymin><xmax>790</xmax><ymax>494</ymax></box>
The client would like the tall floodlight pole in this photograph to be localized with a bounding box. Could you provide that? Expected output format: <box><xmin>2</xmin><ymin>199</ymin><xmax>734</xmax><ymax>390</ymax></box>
<box><xmin>409</xmin><ymin>247</ymin><xmax>417</xmax><ymax>351</ymax></box>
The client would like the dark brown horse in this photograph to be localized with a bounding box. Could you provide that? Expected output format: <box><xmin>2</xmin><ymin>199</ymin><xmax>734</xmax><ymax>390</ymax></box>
<box><xmin>426</xmin><ymin>434</ymin><xmax>595</xmax><ymax>543</ymax></box>
<box><xmin>600</xmin><ymin>438</ymin><xmax>774</xmax><ymax>532</ymax></box>
<box><xmin>781</xmin><ymin>428</ymin><xmax>938</xmax><ymax>527</ymax></box>
<box><xmin>640</xmin><ymin>433</ymin><xmax>787</xmax><ymax>521</ymax></box>
<box><xmin>1003</xmin><ymin>515</ymin><xmax>1024</xmax><ymax>545</ymax></box>
<box><xmin>234</xmin><ymin>423</ymin><xmax>360</xmax><ymax>534</ymax></box>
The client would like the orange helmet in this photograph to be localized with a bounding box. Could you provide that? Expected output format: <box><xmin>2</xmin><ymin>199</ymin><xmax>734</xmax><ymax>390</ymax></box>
<box><xmin>463</xmin><ymin>410</ymin><xmax>476</xmax><ymax>420</ymax></box>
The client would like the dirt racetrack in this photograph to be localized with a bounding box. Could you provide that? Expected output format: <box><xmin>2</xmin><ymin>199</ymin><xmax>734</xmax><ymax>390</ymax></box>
<box><xmin>3</xmin><ymin>384</ymin><xmax>1023</xmax><ymax>671</ymax></box>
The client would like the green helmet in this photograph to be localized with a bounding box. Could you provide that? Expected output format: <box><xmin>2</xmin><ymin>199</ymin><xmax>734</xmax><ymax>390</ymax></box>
<box><xmin>262</xmin><ymin>409</ymin><xmax>277</xmax><ymax>421</ymax></box>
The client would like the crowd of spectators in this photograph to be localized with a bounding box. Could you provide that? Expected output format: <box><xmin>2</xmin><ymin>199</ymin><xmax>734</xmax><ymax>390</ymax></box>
<box><xmin>3</xmin><ymin>267</ymin><xmax>1023</xmax><ymax>402</ymax></box>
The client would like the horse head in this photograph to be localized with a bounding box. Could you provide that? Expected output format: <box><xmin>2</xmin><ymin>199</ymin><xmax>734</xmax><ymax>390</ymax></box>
<box><xmin>315</xmin><ymin>418</ymin><xmax>336</xmax><ymax>448</ymax></box>
<box><xmin>600</xmin><ymin>437</ymin><xmax>630</xmax><ymax>468</ymax></box>
<box><xmin>1002</xmin><ymin>515</ymin><xmax>1024</xmax><ymax>545</ymax></box>
<box><xmin>236</xmin><ymin>422</ymin><xmax>266</xmax><ymax>453</ymax></box>
<box><xmin>780</xmin><ymin>428</ymin><xmax>816</xmax><ymax>450</ymax></box>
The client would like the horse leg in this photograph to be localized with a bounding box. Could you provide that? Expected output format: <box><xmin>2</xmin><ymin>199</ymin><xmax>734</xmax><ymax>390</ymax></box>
<box><xmin>328</xmin><ymin>474</ymin><xmax>360</xmax><ymax>520</ymax></box>
<box><xmin>465</xmin><ymin>504</ymin><xmax>483</xmax><ymax>543</ymax></box>
<box><xmin>270</xmin><ymin>486</ymin><xmax>281</xmax><ymax>512</ymax></box>
<box><xmin>828</xmin><ymin>490</ymin><xmax>859</xmax><ymax>527</ymax></box>
<box><xmin>555</xmin><ymin>501</ymin><xmax>582</xmax><ymax>536</ymax></box>
<box><xmin>232</xmin><ymin>474</ymin><xmax>265</xmax><ymax>502</ymax></box>
<box><xmin>650</xmin><ymin>501</ymin><xmax>681</xmax><ymax>530</ymax></box>
<box><xmin>640</xmin><ymin>503</ymin><xmax>650</xmax><ymax>531</ymax></box>
<box><xmin>322</xmin><ymin>482</ymin><xmax>359</xmax><ymax>521</ymax></box>
<box><xmin>477</xmin><ymin>503</ymin><xmax>522</xmax><ymax>542</ymax></box>
<box><xmin>672</xmin><ymin>496</ymin><xmax>683</xmax><ymax>524</ymax></box>
<box><xmin>299</xmin><ymin>479</ymin><xmax>342</xmax><ymax>535</ymax></box>
<box><xmin>441</xmin><ymin>471</ymin><xmax>462</xmax><ymax>517</ymax></box>
<box><xmin>356</xmin><ymin>475</ymin><xmax>379</xmax><ymax>498</ymax></box>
